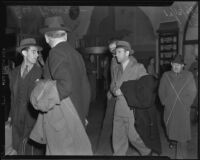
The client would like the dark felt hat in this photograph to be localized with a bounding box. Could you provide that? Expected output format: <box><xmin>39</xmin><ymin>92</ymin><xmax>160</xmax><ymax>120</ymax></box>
<box><xmin>172</xmin><ymin>54</ymin><xmax>185</xmax><ymax>64</ymax></box>
<box><xmin>40</xmin><ymin>16</ymin><xmax>71</xmax><ymax>34</ymax></box>
<box><xmin>115</xmin><ymin>40</ymin><xmax>134</xmax><ymax>55</ymax></box>
<box><xmin>16</xmin><ymin>38</ymin><xmax>42</xmax><ymax>53</ymax></box>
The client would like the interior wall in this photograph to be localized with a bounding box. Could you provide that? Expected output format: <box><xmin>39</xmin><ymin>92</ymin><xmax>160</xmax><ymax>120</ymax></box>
<box><xmin>84</xmin><ymin>6</ymin><xmax>156</xmax><ymax>65</ymax></box>
<box><xmin>184</xmin><ymin>4</ymin><xmax>198</xmax><ymax>70</ymax></box>
<box><xmin>6</xmin><ymin>3</ymin><xmax>197</xmax><ymax>67</ymax></box>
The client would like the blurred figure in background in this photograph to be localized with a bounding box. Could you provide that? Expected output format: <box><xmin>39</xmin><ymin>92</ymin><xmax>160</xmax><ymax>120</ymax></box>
<box><xmin>147</xmin><ymin>57</ymin><xmax>158</xmax><ymax>79</ymax></box>
<box><xmin>97</xmin><ymin>40</ymin><xmax>119</xmax><ymax>154</ymax></box>
<box><xmin>189</xmin><ymin>45</ymin><xmax>198</xmax><ymax>124</ymax></box>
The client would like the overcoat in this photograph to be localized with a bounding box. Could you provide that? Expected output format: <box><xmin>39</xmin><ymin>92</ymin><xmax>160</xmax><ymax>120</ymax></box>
<box><xmin>43</xmin><ymin>41</ymin><xmax>91</xmax><ymax>124</ymax></box>
<box><xmin>8</xmin><ymin>64</ymin><xmax>42</xmax><ymax>153</ymax></box>
<box><xmin>158</xmin><ymin>70</ymin><xmax>197</xmax><ymax>142</ymax></box>
<box><xmin>120</xmin><ymin>75</ymin><xmax>161</xmax><ymax>154</ymax></box>
<box><xmin>29</xmin><ymin>80</ymin><xmax>93</xmax><ymax>155</ymax></box>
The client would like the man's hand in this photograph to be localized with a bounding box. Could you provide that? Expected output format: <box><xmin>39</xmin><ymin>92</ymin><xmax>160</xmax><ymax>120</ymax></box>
<box><xmin>115</xmin><ymin>89</ymin><xmax>123</xmax><ymax>96</ymax></box>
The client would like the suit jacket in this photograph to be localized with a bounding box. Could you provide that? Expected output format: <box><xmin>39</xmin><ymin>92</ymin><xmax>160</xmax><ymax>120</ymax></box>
<box><xmin>120</xmin><ymin>75</ymin><xmax>161</xmax><ymax>154</ymax></box>
<box><xmin>43</xmin><ymin>41</ymin><xmax>91</xmax><ymax>124</ymax></box>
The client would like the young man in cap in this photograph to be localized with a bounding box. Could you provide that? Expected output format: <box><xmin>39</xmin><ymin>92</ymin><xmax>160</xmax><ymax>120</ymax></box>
<box><xmin>8</xmin><ymin>38</ymin><xmax>44</xmax><ymax>155</ymax></box>
<box><xmin>159</xmin><ymin>54</ymin><xmax>197</xmax><ymax>159</ymax></box>
<box><xmin>110</xmin><ymin>40</ymin><xmax>151</xmax><ymax>156</ymax></box>
<box><xmin>38</xmin><ymin>16</ymin><xmax>92</xmax><ymax>155</ymax></box>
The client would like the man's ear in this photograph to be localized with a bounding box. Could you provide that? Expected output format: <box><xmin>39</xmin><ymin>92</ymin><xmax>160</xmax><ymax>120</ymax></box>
<box><xmin>126</xmin><ymin>50</ymin><xmax>130</xmax><ymax>57</ymax></box>
<box><xmin>44</xmin><ymin>34</ymin><xmax>49</xmax><ymax>43</ymax></box>
<box><xmin>62</xmin><ymin>32</ymin><xmax>67</xmax><ymax>41</ymax></box>
<box><xmin>21</xmin><ymin>50</ymin><xmax>27</xmax><ymax>57</ymax></box>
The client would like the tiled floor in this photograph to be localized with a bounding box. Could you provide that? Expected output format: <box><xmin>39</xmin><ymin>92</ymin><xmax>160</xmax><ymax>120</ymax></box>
<box><xmin>86</xmin><ymin>81</ymin><xmax>198</xmax><ymax>159</ymax></box>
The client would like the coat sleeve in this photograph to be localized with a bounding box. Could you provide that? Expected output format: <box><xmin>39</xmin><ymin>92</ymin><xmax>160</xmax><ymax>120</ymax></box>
<box><xmin>181</xmin><ymin>72</ymin><xmax>197</xmax><ymax>107</ymax></box>
<box><xmin>80</xmin><ymin>56</ymin><xmax>91</xmax><ymax>119</ymax></box>
<box><xmin>48</xmin><ymin>49</ymin><xmax>72</xmax><ymax>101</ymax></box>
<box><xmin>158</xmin><ymin>73</ymin><xmax>167</xmax><ymax>106</ymax></box>
<box><xmin>136</xmin><ymin>63</ymin><xmax>147</xmax><ymax>79</ymax></box>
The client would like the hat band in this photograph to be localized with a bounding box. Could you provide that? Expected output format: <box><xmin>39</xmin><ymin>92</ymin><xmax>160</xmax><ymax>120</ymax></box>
<box><xmin>44</xmin><ymin>23</ymin><xmax>66</xmax><ymax>28</ymax></box>
<box><xmin>20</xmin><ymin>43</ymin><xmax>38</xmax><ymax>47</ymax></box>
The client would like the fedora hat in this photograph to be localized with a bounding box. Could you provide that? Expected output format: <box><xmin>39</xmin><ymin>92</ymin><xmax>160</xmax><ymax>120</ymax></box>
<box><xmin>16</xmin><ymin>38</ymin><xmax>43</xmax><ymax>53</ymax></box>
<box><xmin>172</xmin><ymin>54</ymin><xmax>185</xmax><ymax>65</ymax></box>
<box><xmin>40</xmin><ymin>16</ymin><xmax>71</xmax><ymax>34</ymax></box>
<box><xmin>115</xmin><ymin>40</ymin><xmax>134</xmax><ymax>55</ymax></box>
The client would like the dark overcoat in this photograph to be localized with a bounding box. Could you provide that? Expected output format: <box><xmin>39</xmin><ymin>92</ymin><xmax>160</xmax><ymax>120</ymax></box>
<box><xmin>43</xmin><ymin>41</ymin><xmax>91</xmax><ymax>124</ymax></box>
<box><xmin>9</xmin><ymin>64</ymin><xmax>42</xmax><ymax>153</ymax></box>
<box><xmin>120</xmin><ymin>75</ymin><xmax>162</xmax><ymax>154</ymax></box>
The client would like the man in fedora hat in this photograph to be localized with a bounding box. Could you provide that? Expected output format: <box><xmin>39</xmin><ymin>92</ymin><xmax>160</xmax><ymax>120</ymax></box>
<box><xmin>37</xmin><ymin>16</ymin><xmax>92</xmax><ymax>155</ymax></box>
<box><xmin>109</xmin><ymin>40</ymin><xmax>152</xmax><ymax>156</ymax></box>
<box><xmin>8</xmin><ymin>37</ymin><xmax>44</xmax><ymax>155</ymax></box>
<box><xmin>159</xmin><ymin>54</ymin><xmax>197</xmax><ymax>159</ymax></box>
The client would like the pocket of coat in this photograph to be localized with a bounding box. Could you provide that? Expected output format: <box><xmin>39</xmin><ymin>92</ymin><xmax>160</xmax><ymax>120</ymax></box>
<box><xmin>49</xmin><ymin>106</ymin><xmax>66</xmax><ymax>131</ymax></box>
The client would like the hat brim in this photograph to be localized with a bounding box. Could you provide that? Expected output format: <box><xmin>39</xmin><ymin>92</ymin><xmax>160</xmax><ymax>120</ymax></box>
<box><xmin>172</xmin><ymin>61</ymin><xmax>185</xmax><ymax>65</ymax></box>
<box><xmin>16</xmin><ymin>44</ymin><xmax>43</xmax><ymax>53</ymax></box>
<box><xmin>39</xmin><ymin>27</ymin><xmax>71</xmax><ymax>34</ymax></box>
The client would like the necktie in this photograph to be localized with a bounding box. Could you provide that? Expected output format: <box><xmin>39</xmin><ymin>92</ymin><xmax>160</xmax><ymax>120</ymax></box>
<box><xmin>22</xmin><ymin>65</ymin><xmax>29</xmax><ymax>78</ymax></box>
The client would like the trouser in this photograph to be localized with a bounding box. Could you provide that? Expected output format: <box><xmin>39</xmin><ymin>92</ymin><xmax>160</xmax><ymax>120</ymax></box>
<box><xmin>112</xmin><ymin>115</ymin><xmax>151</xmax><ymax>156</ymax></box>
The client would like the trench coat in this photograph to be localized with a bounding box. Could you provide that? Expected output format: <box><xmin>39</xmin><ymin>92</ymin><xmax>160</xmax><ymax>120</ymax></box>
<box><xmin>29</xmin><ymin>80</ymin><xmax>93</xmax><ymax>155</ymax></box>
<box><xmin>43</xmin><ymin>41</ymin><xmax>91</xmax><ymax>124</ymax></box>
<box><xmin>158</xmin><ymin>70</ymin><xmax>197</xmax><ymax>142</ymax></box>
<box><xmin>120</xmin><ymin>75</ymin><xmax>161</xmax><ymax>154</ymax></box>
<box><xmin>8</xmin><ymin>64</ymin><xmax>42</xmax><ymax>154</ymax></box>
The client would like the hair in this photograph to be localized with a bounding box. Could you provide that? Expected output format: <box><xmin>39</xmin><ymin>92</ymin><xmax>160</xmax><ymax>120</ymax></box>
<box><xmin>108</xmin><ymin>38</ymin><xmax>119</xmax><ymax>46</ymax></box>
<box><xmin>21</xmin><ymin>47</ymin><xmax>30</xmax><ymax>52</ymax></box>
<box><xmin>148</xmin><ymin>56</ymin><xmax>155</xmax><ymax>64</ymax></box>
<box><xmin>45</xmin><ymin>30</ymin><xmax>67</xmax><ymax>38</ymax></box>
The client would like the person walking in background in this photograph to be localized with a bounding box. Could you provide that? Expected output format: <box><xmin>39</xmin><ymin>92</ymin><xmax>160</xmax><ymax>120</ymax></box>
<box><xmin>189</xmin><ymin>48</ymin><xmax>198</xmax><ymax>124</ymax></box>
<box><xmin>8</xmin><ymin>38</ymin><xmax>44</xmax><ymax>155</ymax></box>
<box><xmin>110</xmin><ymin>40</ymin><xmax>151</xmax><ymax>156</ymax></box>
<box><xmin>30</xmin><ymin>16</ymin><xmax>92</xmax><ymax>155</ymax></box>
<box><xmin>97</xmin><ymin>40</ymin><xmax>119</xmax><ymax>154</ymax></box>
<box><xmin>158</xmin><ymin>54</ymin><xmax>197</xmax><ymax>159</ymax></box>
<box><xmin>147</xmin><ymin>56</ymin><xmax>158</xmax><ymax>78</ymax></box>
